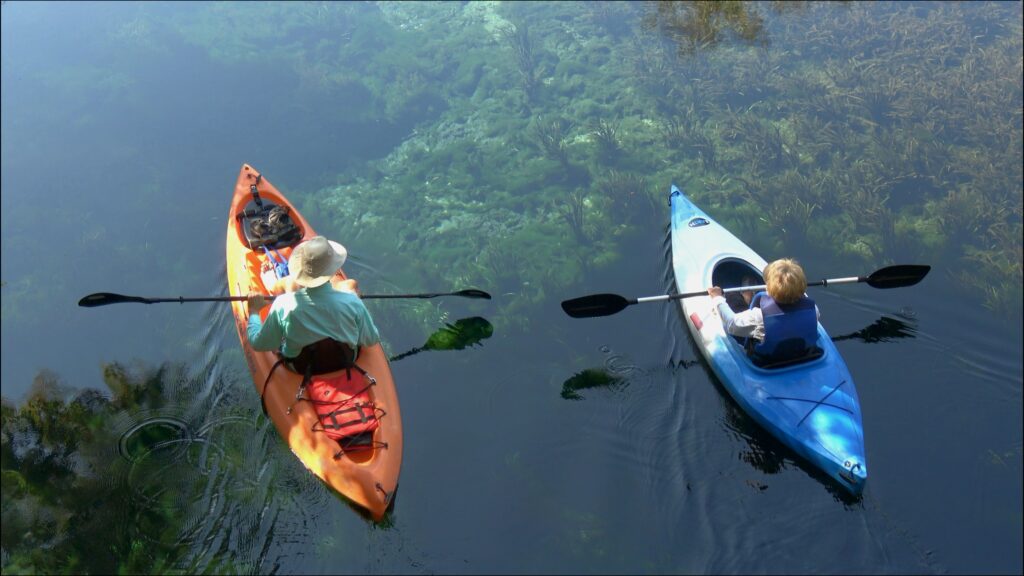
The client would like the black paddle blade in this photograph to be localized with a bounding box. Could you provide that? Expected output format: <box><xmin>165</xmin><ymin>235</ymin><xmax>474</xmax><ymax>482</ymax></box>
<box><xmin>561</xmin><ymin>293</ymin><xmax>631</xmax><ymax>318</ymax></box>
<box><xmin>78</xmin><ymin>292</ymin><xmax>148</xmax><ymax>307</ymax></box>
<box><xmin>455</xmin><ymin>289</ymin><xmax>492</xmax><ymax>299</ymax></box>
<box><xmin>866</xmin><ymin>265</ymin><xmax>931</xmax><ymax>289</ymax></box>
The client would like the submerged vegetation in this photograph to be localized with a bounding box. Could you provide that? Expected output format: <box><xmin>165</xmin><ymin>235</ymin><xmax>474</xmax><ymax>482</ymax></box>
<box><xmin>2</xmin><ymin>364</ymin><xmax>187</xmax><ymax>574</ymax></box>
<box><xmin>2</xmin><ymin>1</ymin><xmax>1019</xmax><ymax>336</ymax></box>
<box><xmin>1</xmin><ymin>361</ymin><xmax>277</xmax><ymax>574</ymax></box>
<box><xmin>285</xmin><ymin>1</ymin><xmax>1021</xmax><ymax>322</ymax></box>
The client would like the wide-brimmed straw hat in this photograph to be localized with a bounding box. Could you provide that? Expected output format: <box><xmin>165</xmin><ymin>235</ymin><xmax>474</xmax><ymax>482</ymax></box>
<box><xmin>288</xmin><ymin>236</ymin><xmax>348</xmax><ymax>288</ymax></box>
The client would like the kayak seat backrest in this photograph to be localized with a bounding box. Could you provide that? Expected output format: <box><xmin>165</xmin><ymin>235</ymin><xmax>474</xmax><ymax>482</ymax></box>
<box><xmin>287</xmin><ymin>338</ymin><xmax>357</xmax><ymax>376</ymax></box>
<box><xmin>237</xmin><ymin>201</ymin><xmax>303</xmax><ymax>251</ymax></box>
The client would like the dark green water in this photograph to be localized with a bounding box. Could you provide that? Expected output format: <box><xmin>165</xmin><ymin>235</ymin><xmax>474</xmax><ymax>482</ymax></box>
<box><xmin>2</xmin><ymin>2</ymin><xmax>1021</xmax><ymax>574</ymax></box>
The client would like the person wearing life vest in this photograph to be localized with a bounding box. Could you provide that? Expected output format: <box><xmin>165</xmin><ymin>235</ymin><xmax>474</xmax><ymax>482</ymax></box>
<box><xmin>248</xmin><ymin>237</ymin><xmax>384</xmax><ymax>448</ymax></box>
<box><xmin>246</xmin><ymin>236</ymin><xmax>379</xmax><ymax>363</ymax></box>
<box><xmin>707</xmin><ymin>258</ymin><xmax>820</xmax><ymax>363</ymax></box>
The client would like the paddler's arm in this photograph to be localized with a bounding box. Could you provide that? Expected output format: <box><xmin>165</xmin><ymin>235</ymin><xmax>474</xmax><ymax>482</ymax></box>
<box><xmin>355</xmin><ymin>299</ymin><xmax>382</xmax><ymax>348</ymax></box>
<box><xmin>330</xmin><ymin>272</ymin><xmax>358</xmax><ymax>294</ymax></box>
<box><xmin>246</xmin><ymin>293</ymin><xmax>285</xmax><ymax>352</ymax></box>
<box><xmin>708</xmin><ymin>287</ymin><xmax>765</xmax><ymax>341</ymax></box>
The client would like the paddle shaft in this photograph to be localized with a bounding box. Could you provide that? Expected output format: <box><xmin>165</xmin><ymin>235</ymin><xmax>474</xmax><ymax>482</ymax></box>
<box><xmin>125</xmin><ymin>294</ymin><xmax>477</xmax><ymax>303</ymax></box>
<box><xmin>126</xmin><ymin>294</ymin><xmax>452</xmax><ymax>303</ymax></box>
<box><xmin>634</xmin><ymin>277</ymin><xmax>861</xmax><ymax>305</ymax></box>
<box><xmin>78</xmin><ymin>289</ymin><xmax>491</xmax><ymax>307</ymax></box>
<box><xmin>560</xmin><ymin>265</ymin><xmax>930</xmax><ymax>318</ymax></box>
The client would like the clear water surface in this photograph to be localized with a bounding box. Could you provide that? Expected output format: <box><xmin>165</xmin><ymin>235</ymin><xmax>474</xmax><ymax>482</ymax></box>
<box><xmin>2</xmin><ymin>2</ymin><xmax>1021</xmax><ymax>574</ymax></box>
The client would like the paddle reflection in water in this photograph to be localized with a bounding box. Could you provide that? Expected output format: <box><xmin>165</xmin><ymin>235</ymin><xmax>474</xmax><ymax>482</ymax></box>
<box><xmin>389</xmin><ymin>316</ymin><xmax>494</xmax><ymax>362</ymax></box>
<box><xmin>831</xmin><ymin>314</ymin><xmax>918</xmax><ymax>344</ymax></box>
<box><xmin>560</xmin><ymin>368</ymin><xmax>628</xmax><ymax>401</ymax></box>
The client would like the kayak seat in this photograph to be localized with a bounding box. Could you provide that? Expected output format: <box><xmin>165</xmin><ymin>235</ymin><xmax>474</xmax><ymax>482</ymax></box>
<box><xmin>287</xmin><ymin>338</ymin><xmax>358</xmax><ymax>375</ymax></box>
<box><xmin>237</xmin><ymin>200</ymin><xmax>303</xmax><ymax>251</ymax></box>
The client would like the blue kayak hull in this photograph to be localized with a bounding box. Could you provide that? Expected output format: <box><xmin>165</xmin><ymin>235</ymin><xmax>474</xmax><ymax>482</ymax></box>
<box><xmin>669</xmin><ymin>184</ymin><xmax>867</xmax><ymax>495</ymax></box>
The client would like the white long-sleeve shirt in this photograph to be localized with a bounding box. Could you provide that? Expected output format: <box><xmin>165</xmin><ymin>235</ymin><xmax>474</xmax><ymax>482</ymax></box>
<box><xmin>711</xmin><ymin>295</ymin><xmax>820</xmax><ymax>342</ymax></box>
<box><xmin>711</xmin><ymin>296</ymin><xmax>765</xmax><ymax>341</ymax></box>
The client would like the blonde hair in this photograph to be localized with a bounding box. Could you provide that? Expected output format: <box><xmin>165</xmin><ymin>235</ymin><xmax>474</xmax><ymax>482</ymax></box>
<box><xmin>763</xmin><ymin>258</ymin><xmax>807</xmax><ymax>304</ymax></box>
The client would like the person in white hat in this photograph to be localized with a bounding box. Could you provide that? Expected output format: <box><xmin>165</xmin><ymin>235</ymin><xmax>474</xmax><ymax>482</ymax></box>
<box><xmin>246</xmin><ymin>236</ymin><xmax>380</xmax><ymax>361</ymax></box>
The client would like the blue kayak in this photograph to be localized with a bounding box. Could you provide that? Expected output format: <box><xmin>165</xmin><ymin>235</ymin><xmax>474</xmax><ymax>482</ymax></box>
<box><xmin>669</xmin><ymin>184</ymin><xmax>867</xmax><ymax>494</ymax></box>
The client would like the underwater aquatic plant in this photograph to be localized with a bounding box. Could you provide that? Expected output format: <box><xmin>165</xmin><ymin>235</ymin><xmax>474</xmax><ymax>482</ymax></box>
<box><xmin>790</xmin><ymin>115</ymin><xmax>844</xmax><ymax>166</ymax></box>
<box><xmin>958</xmin><ymin>223</ymin><xmax>1024</xmax><ymax>311</ymax></box>
<box><xmin>583</xmin><ymin>1</ymin><xmax>636</xmax><ymax>37</ymax></box>
<box><xmin>591</xmin><ymin>118</ymin><xmax>621</xmax><ymax>162</ymax></box>
<box><xmin>598</xmin><ymin>169</ymin><xmax>651</xmax><ymax>223</ymax></box>
<box><xmin>287</xmin><ymin>0</ymin><xmax>1021</xmax><ymax>324</ymax></box>
<box><xmin>532</xmin><ymin>117</ymin><xmax>572</xmax><ymax>167</ymax></box>
<box><xmin>640</xmin><ymin>0</ymin><xmax>769</xmax><ymax>57</ymax></box>
<box><xmin>724</xmin><ymin>48</ymin><xmax>782</xmax><ymax>108</ymax></box>
<box><xmin>690</xmin><ymin>128</ymin><xmax>718</xmax><ymax>171</ymax></box>
<box><xmin>659</xmin><ymin>115</ymin><xmax>689</xmax><ymax>150</ymax></box>
<box><xmin>500</xmin><ymin>20</ymin><xmax>541</xmax><ymax>102</ymax></box>
<box><xmin>477</xmin><ymin>236</ymin><xmax>531</xmax><ymax>295</ymax></box>
<box><xmin>0</xmin><ymin>360</ymin><xmax>259</xmax><ymax>575</ymax></box>
<box><xmin>849</xmin><ymin>76</ymin><xmax>911</xmax><ymax>128</ymax></box>
<box><xmin>774</xmin><ymin>169</ymin><xmax>828</xmax><ymax>213</ymax></box>
<box><xmin>723</xmin><ymin>112</ymin><xmax>796</xmax><ymax>175</ymax></box>
<box><xmin>766</xmin><ymin>195</ymin><xmax>819</xmax><ymax>251</ymax></box>
<box><xmin>626</xmin><ymin>35</ymin><xmax>676</xmax><ymax>100</ymax></box>
<box><xmin>559</xmin><ymin>187</ymin><xmax>591</xmax><ymax>243</ymax></box>
<box><xmin>658</xmin><ymin>105</ymin><xmax>716</xmax><ymax>169</ymax></box>
<box><xmin>936</xmin><ymin>187</ymin><xmax>1007</xmax><ymax>246</ymax></box>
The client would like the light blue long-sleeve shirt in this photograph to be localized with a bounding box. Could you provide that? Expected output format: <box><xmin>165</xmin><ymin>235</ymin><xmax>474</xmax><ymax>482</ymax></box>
<box><xmin>247</xmin><ymin>283</ymin><xmax>381</xmax><ymax>359</ymax></box>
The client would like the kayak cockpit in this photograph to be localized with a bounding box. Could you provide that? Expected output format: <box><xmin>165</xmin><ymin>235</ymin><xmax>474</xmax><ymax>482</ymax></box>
<box><xmin>711</xmin><ymin>258</ymin><xmax>764</xmax><ymax>313</ymax></box>
<box><xmin>712</xmin><ymin>259</ymin><xmax>826</xmax><ymax>371</ymax></box>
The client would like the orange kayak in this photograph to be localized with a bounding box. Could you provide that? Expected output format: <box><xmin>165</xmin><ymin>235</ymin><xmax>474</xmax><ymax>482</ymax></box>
<box><xmin>225</xmin><ymin>163</ymin><xmax>402</xmax><ymax>521</ymax></box>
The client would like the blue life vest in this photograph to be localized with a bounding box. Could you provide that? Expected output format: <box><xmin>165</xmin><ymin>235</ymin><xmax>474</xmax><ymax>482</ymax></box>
<box><xmin>749</xmin><ymin>291</ymin><xmax>818</xmax><ymax>361</ymax></box>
